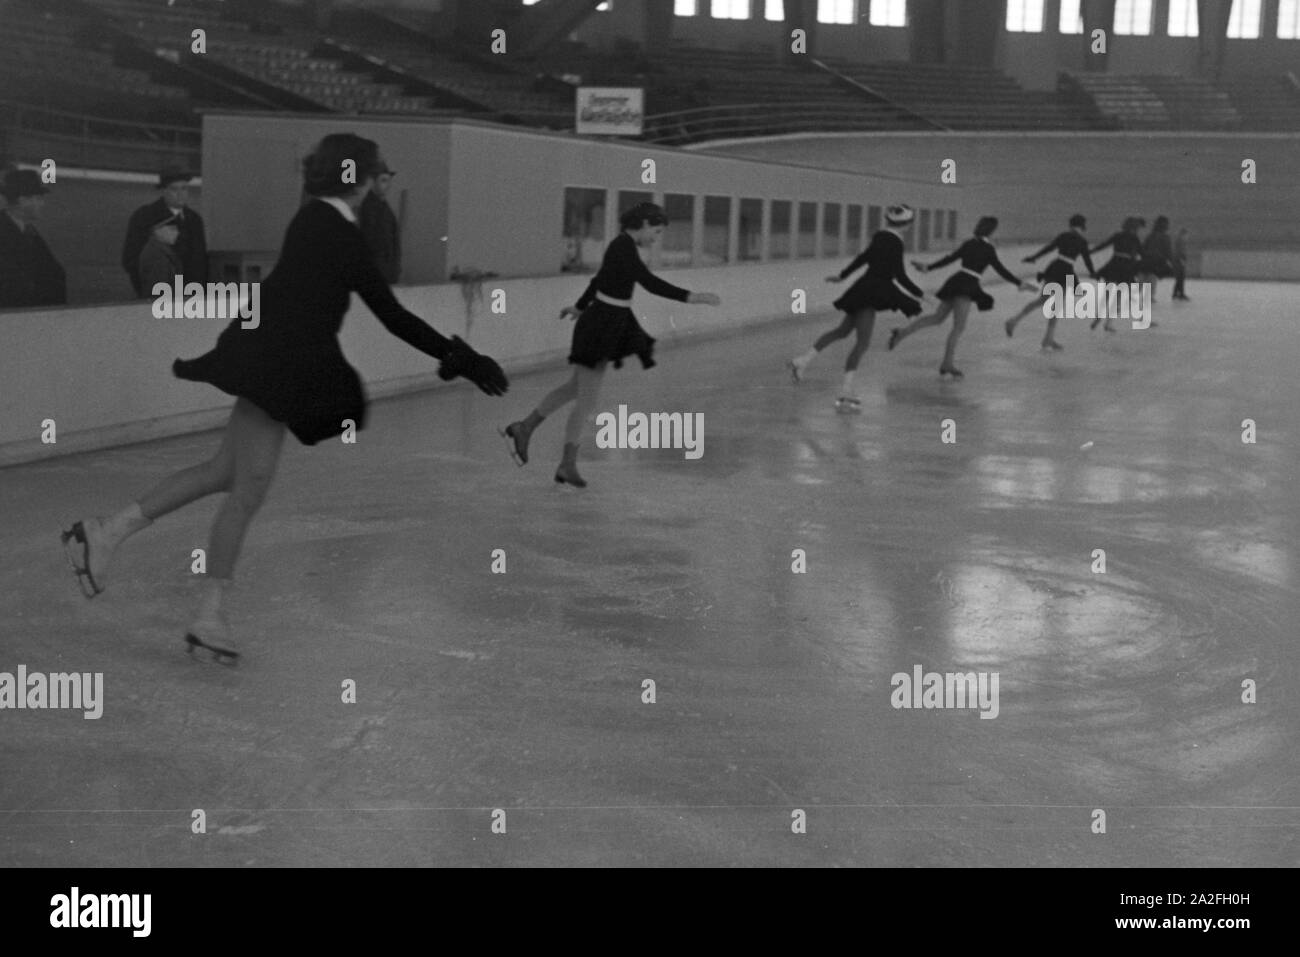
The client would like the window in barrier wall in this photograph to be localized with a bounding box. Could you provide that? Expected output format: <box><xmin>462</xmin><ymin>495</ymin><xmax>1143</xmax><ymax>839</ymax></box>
<box><xmin>563</xmin><ymin>186</ymin><xmax>607</xmax><ymax>272</ymax></box>
<box><xmin>822</xmin><ymin>203</ymin><xmax>841</xmax><ymax>258</ymax></box>
<box><xmin>662</xmin><ymin>193</ymin><xmax>695</xmax><ymax>267</ymax></box>
<box><xmin>739</xmin><ymin>198</ymin><xmax>763</xmax><ymax>261</ymax></box>
<box><xmin>796</xmin><ymin>201</ymin><xmax>817</xmax><ymax>258</ymax></box>
<box><xmin>770</xmin><ymin>200</ymin><xmax>792</xmax><ymax>259</ymax></box>
<box><xmin>947</xmin><ymin>209</ymin><xmax>957</xmax><ymax>240</ymax></box>
<box><xmin>847</xmin><ymin>204</ymin><xmax>863</xmax><ymax>251</ymax></box>
<box><xmin>867</xmin><ymin>204</ymin><xmax>882</xmax><ymax>240</ymax></box>
<box><xmin>918</xmin><ymin>209</ymin><xmax>931</xmax><ymax>252</ymax></box>
<box><xmin>703</xmin><ymin>195</ymin><xmax>731</xmax><ymax>265</ymax></box>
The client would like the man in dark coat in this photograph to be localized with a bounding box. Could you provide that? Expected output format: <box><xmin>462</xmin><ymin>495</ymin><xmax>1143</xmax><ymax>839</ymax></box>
<box><xmin>0</xmin><ymin>169</ymin><xmax>67</xmax><ymax>309</ymax></box>
<box><xmin>359</xmin><ymin>162</ymin><xmax>401</xmax><ymax>284</ymax></box>
<box><xmin>122</xmin><ymin>168</ymin><xmax>208</xmax><ymax>297</ymax></box>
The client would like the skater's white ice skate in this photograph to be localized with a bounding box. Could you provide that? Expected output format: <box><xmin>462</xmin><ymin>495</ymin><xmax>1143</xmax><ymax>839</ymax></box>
<box><xmin>61</xmin><ymin>517</ymin><xmax>118</xmax><ymax>598</ymax></box>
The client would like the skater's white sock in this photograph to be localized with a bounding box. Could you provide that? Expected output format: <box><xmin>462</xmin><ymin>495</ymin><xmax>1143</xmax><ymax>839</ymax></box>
<box><xmin>196</xmin><ymin>577</ymin><xmax>230</xmax><ymax>622</ymax></box>
<box><xmin>102</xmin><ymin>503</ymin><xmax>151</xmax><ymax>544</ymax></box>
<box><xmin>841</xmin><ymin>370</ymin><xmax>857</xmax><ymax>397</ymax></box>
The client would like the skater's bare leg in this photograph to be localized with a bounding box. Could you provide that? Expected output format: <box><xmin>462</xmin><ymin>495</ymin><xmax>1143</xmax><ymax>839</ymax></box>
<box><xmin>837</xmin><ymin>309</ymin><xmax>876</xmax><ymax>401</ymax></box>
<box><xmin>1042</xmin><ymin>313</ymin><xmax>1063</xmax><ymax>350</ymax></box>
<box><xmin>941</xmin><ymin>298</ymin><xmax>970</xmax><ymax>371</ymax></box>
<box><xmin>895</xmin><ymin>301</ymin><xmax>951</xmax><ymax>344</ymax></box>
<box><xmin>138</xmin><ymin>414</ymin><xmax>237</xmax><ymax>520</ymax></box>
<box><xmin>557</xmin><ymin>363</ymin><xmax>605</xmax><ymax>485</ymax></box>
<box><xmin>814</xmin><ymin>314</ymin><xmax>855</xmax><ymax>352</ymax></box>
<box><xmin>1004</xmin><ymin>296</ymin><xmax>1040</xmax><ymax>336</ymax></box>
<box><xmin>206</xmin><ymin>399</ymin><xmax>286</xmax><ymax>579</ymax></box>
<box><xmin>536</xmin><ymin>371</ymin><xmax>579</xmax><ymax>418</ymax></box>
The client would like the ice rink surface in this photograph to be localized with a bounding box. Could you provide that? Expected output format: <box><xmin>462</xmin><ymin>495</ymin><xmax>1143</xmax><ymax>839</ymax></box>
<box><xmin>2</xmin><ymin>279</ymin><xmax>1297</xmax><ymax>867</ymax></box>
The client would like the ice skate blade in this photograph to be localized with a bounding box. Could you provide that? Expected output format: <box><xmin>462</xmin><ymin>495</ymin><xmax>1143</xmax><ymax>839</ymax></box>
<box><xmin>185</xmin><ymin>633</ymin><xmax>240</xmax><ymax>666</ymax></box>
<box><xmin>498</xmin><ymin>426</ymin><xmax>525</xmax><ymax>467</ymax></box>
<box><xmin>60</xmin><ymin>522</ymin><xmax>102</xmax><ymax>599</ymax></box>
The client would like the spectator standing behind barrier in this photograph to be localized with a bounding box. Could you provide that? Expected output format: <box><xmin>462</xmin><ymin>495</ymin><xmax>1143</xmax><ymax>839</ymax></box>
<box><xmin>122</xmin><ymin>168</ymin><xmax>208</xmax><ymax>297</ymax></box>
<box><xmin>137</xmin><ymin>213</ymin><xmax>183</xmax><ymax>293</ymax></box>
<box><xmin>1172</xmin><ymin>227</ymin><xmax>1190</xmax><ymax>301</ymax></box>
<box><xmin>359</xmin><ymin>161</ymin><xmax>401</xmax><ymax>284</ymax></box>
<box><xmin>0</xmin><ymin>169</ymin><xmax>67</xmax><ymax>309</ymax></box>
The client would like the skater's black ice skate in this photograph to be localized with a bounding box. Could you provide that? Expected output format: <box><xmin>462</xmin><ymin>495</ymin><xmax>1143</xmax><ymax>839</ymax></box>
<box><xmin>939</xmin><ymin>365</ymin><xmax>964</xmax><ymax>380</ymax></box>
<box><xmin>887</xmin><ymin>329</ymin><xmax>902</xmax><ymax>351</ymax></box>
<box><xmin>61</xmin><ymin>518</ymin><xmax>112</xmax><ymax>598</ymax></box>
<box><xmin>185</xmin><ymin>617</ymin><xmax>239</xmax><ymax>666</ymax></box>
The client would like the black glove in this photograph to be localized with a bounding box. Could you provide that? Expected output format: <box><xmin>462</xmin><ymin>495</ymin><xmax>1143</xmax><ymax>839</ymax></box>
<box><xmin>438</xmin><ymin>336</ymin><xmax>508</xmax><ymax>396</ymax></box>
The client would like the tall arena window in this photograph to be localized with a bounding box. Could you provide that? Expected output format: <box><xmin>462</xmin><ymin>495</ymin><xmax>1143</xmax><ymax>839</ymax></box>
<box><xmin>1280</xmin><ymin>0</ymin><xmax>1300</xmax><ymax>37</ymax></box>
<box><xmin>1166</xmin><ymin>0</ymin><xmax>1198</xmax><ymax>35</ymax></box>
<box><xmin>796</xmin><ymin>202</ymin><xmax>818</xmax><ymax>258</ymax></box>
<box><xmin>822</xmin><ymin>203</ymin><xmax>842</xmax><ymax>257</ymax></box>
<box><xmin>703</xmin><ymin>196</ymin><xmax>732</xmax><ymax>264</ymax></box>
<box><xmin>818</xmin><ymin>0</ymin><xmax>855</xmax><ymax>25</ymax></box>
<box><xmin>869</xmin><ymin>0</ymin><xmax>906</xmax><ymax>28</ymax></box>
<box><xmin>918</xmin><ymin>209</ymin><xmax>931</xmax><ymax>251</ymax></box>
<box><xmin>1227</xmin><ymin>0</ymin><xmax>1261</xmax><ymax>37</ymax></box>
<box><xmin>765</xmin><ymin>0</ymin><xmax>785</xmax><ymax>21</ymax></box>
<box><xmin>846</xmin><ymin>204</ymin><xmax>863</xmax><ymax>250</ymax></box>
<box><xmin>711</xmin><ymin>0</ymin><xmax>751</xmax><ymax>19</ymax></box>
<box><xmin>661</xmin><ymin>194</ymin><xmax>695</xmax><ymax>268</ymax></box>
<box><xmin>675</xmin><ymin>0</ymin><xmax>698</xmax><ymax>14</ymax></box>
<box><xmin>1113</xmin><ymin>0</ymin><xmax>1152</xmax><ymax>35</ymax></box>
<box><xmin>1058</xmin><ymin>0</ymin><xmax>1083</xmax><ymax>33</ymax></box>
<box><xmin>739</xmin><ymin>198</ymin><xmax>764</xmax><ymax>260</ymax></box>
<box><xmin>1006</xmin><ymin>0</ymin><xmax>1044</xmax><ymax>32</ymax></box>
<box><xmin>771</xmin><ymin>201</ymin><xmax>792</xmax><ymax>258</ymax></box>
<box><xmin>867</xmin><ymin>204</ymin><xmax>882</xmax><ymax>237</ymax></box>
<box><xmin>932</xmin><ymin>209</ymin><xmax>944</xmax><ymax>241</ymax></box>
<box><xmin>562</xmin><ymin>187</ymin><xmax>607</xmax><ymax>273</ymax></box>
<box><xmin>947</xmin><ymin>209</ymin><xmax>957</xmax><ymax>240</ymax></box>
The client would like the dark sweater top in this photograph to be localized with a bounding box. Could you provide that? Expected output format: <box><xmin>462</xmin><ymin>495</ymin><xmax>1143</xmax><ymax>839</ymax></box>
<box><xmin>576</xmin><ymin>232</ymin><xmax>691</xmax><ymax>309</ymax></box>
<box><xmin>839</xmin><ymin>229</ymin><xmax>923</xmax><ymax>297</ymax></box>
<box><xmin>1091</xmin><ymin>231</ymin><xmax>1143</xmax><ymax>259</ymax></box>
<box><xmin>1143</xmin><ymin>230</ymin><xmax>1173</xmax><ymax>262</ymax></box>
<box><xmin>1025</xmin><ymin>230</ymin><xmax>1096</xmax><ymax>275</ymax></box>
<box><xmin>247</xmin><ymin>198</ymin><xmax>450</xmax><ymax>359</ymax></box>
<box><xmin>926</xmin><ymin>236</ymin><xmax>1022</xmax><ymax>284</ymax></box>
<box><xmin>0</xmin><ymin>212</ymin><xmax>66</xmax><ymax>308</ymax></box>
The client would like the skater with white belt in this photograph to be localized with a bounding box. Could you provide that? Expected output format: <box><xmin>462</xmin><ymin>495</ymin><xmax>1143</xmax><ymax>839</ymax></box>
<box><xmin>1004</xmin><ymin>213</ymin><xmax>1096</xmax><ymax>351</ymax></box>
<box><xmin>789</xmin><ymin>204</ymin><xmax>924</xmax><ymax>412</ymax></box>
<box><xmin>501</xmin><ymin>201</ymin><xmax>720</xmax><ymax>488</ymax></box>
<box><xmin>889</xmin><ymin>215</ymin><xmax>1037</xmax><ymax>379</ymax></box>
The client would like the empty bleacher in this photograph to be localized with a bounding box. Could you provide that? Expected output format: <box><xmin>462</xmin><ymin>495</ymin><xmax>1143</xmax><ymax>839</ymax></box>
<box><xmin>1223</xmin><ymin>73</ymin><xmax>1300</xmax><ymax>131</ymax></box>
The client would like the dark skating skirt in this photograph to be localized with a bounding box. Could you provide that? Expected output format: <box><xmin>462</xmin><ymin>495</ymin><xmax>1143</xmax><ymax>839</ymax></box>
<box><xmin>833</xmin><ymin>276</ymin><xmax>922</xmax><ymax>317</ymax></box>
<box><xmin>1139</xmin><ymin>256</ymin><xmax>1173</xmax><ymax>278</ymax></box>
<box><xmin>1036</xmin><ymin>258</ymin><xmax>1077</xmax><ymax>288</ymax></box>
<box><xmin>173</xmin><ymin>322</ymin><xmax>367</xmax><ymax>446</ymax></box>
<box><xmin>569</xmin><ymin>300</ymin><xmax>657</xmax><ymax>370</ymax></box>
<box><xmin>1097</xmin><ymin>256</ymin><xmax>1139</xmax><ymax>284</ymax></box>
<box><xmin>935</xmin><ymin>271</ymin><xmax>994</xmax><ymax>312</ymax></box>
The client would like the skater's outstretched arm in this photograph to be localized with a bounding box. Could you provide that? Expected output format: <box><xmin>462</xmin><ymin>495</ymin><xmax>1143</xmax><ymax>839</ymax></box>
<box><xmin>628</xmin><ymin>247</ymin><xmax>691</xmax><ymax>302</ymax></box>
<box><xmin>989</xmin><ymin>250</ymin><xmax>1024</xmax><ymax>287</ymax></box>
<box><xmin>1081</xmin><ymin>247</ymin><xmax>1097</xmax><ymax>277</ymax></box>
<box><xmin>921</xmin><ymin>246</ymin><xmax>963</xmax><ymax>272</ymax></box>
<box><xmin>837</xmin><ymin>243</ymin><xmax>874</xmax><ymax>280</ymax></box>
<box><xmin>1090</xmin><ymin>233</ymin><xmax>1117</xmax><ymax>255</ymax></box>
<box><xmin>1022</xmin><ymin>238</ymin><xmax>1057</xmax><ymax>263</ymax></box>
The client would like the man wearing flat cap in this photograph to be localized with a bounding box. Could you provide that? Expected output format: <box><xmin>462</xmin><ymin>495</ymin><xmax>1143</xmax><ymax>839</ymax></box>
<box><xmin>122</xmin><ymin>168</ymin><xmax>208</xmax><ymax>297</ymax></box>
<box><xmin>359</xmin><ymin>161</ymin><xmax>401</xmax><ymax>284</ymax></box>
<box><xmin>0</xmin><ymin>169</ymin><xmax>67</xmax><ymax>309</ymax></box>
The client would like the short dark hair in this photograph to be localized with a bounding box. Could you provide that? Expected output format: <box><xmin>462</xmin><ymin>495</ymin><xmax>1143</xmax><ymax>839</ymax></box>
<box><xmin>620</xmin><ymin>202</ymin><xmax>668</xmax><ymax>231</ymax></box>
<box><xmin>1069</xmin><ymin>213</ymin><xmax>1087</xmax><ymax>228</ymax></box>
<box><xmin>302</xmin><ymin>134</ymin><xmax>383</xmax><ymax>197</ymax></box>
<box><xmin>1152</xmin><ymin>215</ymin><xmax>1169</xmax><ymax>231</ymax></box>
<box><xmin>974</xmin><ymin>216</ymin><xmax>998</xmax><ymax>237</ymax></box>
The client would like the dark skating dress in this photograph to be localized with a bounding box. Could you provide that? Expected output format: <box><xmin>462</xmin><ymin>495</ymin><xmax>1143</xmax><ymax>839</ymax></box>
<box><xmin>924</xmin><ymin>236</ymin><xmax>1023</xmax><ymax>311</ymax></box>
<box><xmin>173</xmin><ymin>199</ymin><xmax>455</xmax><ymax>445</ymax></box>
<box><xmin>833</xmin><ymin>229</ymin><xmax>924</xmax><ymax>317</ymax></box>
<box><xmin>569</xmin><ymin>232</ymin><xmax>690</xmax><ymax>370</ymax></box>
<box><xmin>1140</xmin><ymin>230</ymin><xmax>1174</xmax><ymax>278</ymax></box>
<box><xmin>1092</xmin><ymin>231</ymin><xmax>1144</xmax><ymax>284</ymax></box>
<box><xmin>1025</xmin><ymin>230</ymin><xmax>1096</xmax><ymax>288</ymax></box>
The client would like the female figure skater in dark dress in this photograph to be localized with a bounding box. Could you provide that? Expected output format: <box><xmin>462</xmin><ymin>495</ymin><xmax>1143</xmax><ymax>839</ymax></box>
<box><xmin>1004</xmin><ymin>213</ymin><xmax>1096</xmax><ymax>350</ymax></box>
<box><xmin>61</xmin><ymin>134</ymin><xmax>509</xmax><ymax>663</ymax></box>
<box><xmin>789</xmin><ymin>204</ymin><xmax>924</xmax><ymax>412</ymax></box>
<box><xmin>887</xmin><ymin>215</ymin><xmax>1036</xmax><ymax>378</ymax></box>
<box><xmin>501</xmin><ymin>202</ymin><xmax>720</xmax><ymax>488</ymax></box>
<box><xmin>1088</xmin><ymin>216</ymin><xmax>1145</xmax><ymax>333</ymax></box>
<box><xmin>1137</xmin><ymin>214</ymin><xmax>1173</xmax><ymax>313</ymax></box>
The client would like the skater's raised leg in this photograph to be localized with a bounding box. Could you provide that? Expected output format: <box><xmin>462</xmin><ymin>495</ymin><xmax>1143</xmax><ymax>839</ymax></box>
<box><xmin>1004</xmin><ymin>296</ymin><xmax>1040</xmax><ymax>338</ymax></box>
<box><xmin>504</xmin><ymin>373</ymin><xmax>577</xmax><ymax>465</ymax></box>
<box><xmin>791</xmin><ymin>313</ymin><xmax>854</xmax><ymax>381</ymax></box>
<box><xmin>890</xmin><ymin>301</ymin><xmax>952</xmax><ymax>350</ymax></box>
